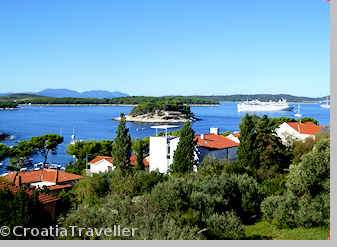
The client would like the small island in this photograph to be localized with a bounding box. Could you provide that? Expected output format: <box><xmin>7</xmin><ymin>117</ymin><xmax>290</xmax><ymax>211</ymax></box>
<box><xmin>113</xmin><ymin>101</ymin><xmax>198</xmax><ymax>123</ymax></box>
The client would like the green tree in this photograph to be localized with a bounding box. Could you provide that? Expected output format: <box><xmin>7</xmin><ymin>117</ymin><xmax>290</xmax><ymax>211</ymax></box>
<box><xmin>8</xmin><ymin>141</ymin><xmax>34</xmax><ymax>170</ymax></box>
<box><xmin>236</xmin><ymin>114</ymin><xmax>259</xmax><ymax>176</ymax></box>
<box><xmin>237</xmin><ymin>114</ymin><xmax>292</xmax><ymax>182</ymax></box>
<box><xmin>30</xmin><ymin>134</ymin><xmax>64</xmax><ymax>166</ymax></box>
<box><xmin>133</xmin><ymin>138</ymin><xmax>145</xmax><ymax>170</ymax></box>
<box><xmin>170</xmin><ymin>121</ymin><xmax>197</xmax><ymax>175</ymax></box>
<box><xmin>0</xmin><ymin>143</ymin><xmax>9</xmax><ymax>161</ymax></box>
<box><xmin>111</xmin><ymin>113</ymin><xmax>132</xmax><ymax>172</ymax></box>
<box><xmin>261</xmin><ymin>138</ymin><xmax>330</xmax><ymax>228</ymax></box>
<box><xmin>65</xmin><ymin>139</ymin><xmax>113</xmax><ymax>174</ymax></box>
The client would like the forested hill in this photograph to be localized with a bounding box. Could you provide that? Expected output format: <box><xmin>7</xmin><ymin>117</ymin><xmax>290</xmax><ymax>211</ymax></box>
<box><xmin>193</xmin><ymin>94</ymin><xmax>328</xmax><ymax>102</ymax></box>
<box><xmin>0</xmin><ymin>93</ymin><xmax>328</xmax><ymax>105</ymax></box>
<box><xmin>0</xmin><ymin>94</ymin><xmax>218</xmax><ymax>105</ymax></box>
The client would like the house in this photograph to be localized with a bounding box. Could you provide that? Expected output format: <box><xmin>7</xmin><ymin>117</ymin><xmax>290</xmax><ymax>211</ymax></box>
<box><xmin>0</xmin><ymin>182</ymin><xmax>60</xmax><ymax>222</ymax></box>
<box><xmin>149</xmin><ymin>135</ymin><xmax>180</xmax><ymax>173</ymax></box>
<box><xmin>195</xmin><ymin>128</ymin><xmax>240</xmax><ymax>163</ymax></box>
<box><xmin>1</xmin><ymin>169</ymin><xmax>83</xmax><ymax>193</ymax></box>
<box><xmin>88</xmin><ymin>156</ymin><xmax>114</xmax><ymax>174</ymax></box>
<box><xmin>88</xmin><ymin>154</ymin><xmax>150</xmax><ymax>174</ymax></box>
<box><xmin>275</xmin><ymin>121</ymin><xmax>325</xmax><ymax>144</ymax></box>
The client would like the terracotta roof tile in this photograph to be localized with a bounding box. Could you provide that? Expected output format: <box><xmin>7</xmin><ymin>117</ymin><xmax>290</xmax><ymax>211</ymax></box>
<box><xmin>287</xmin><ymin>122</ymin><xmax>324</xmax><ymax>135</ymax></box>
<box><xmin>89</xmin><ymin>156</ymin><xmax>114</xmax><ymax>164</ymax></box>
<box><xmin>3</xmin><ymin>169</ymin><xmax>83</xmax><ymax>184</ymax></box>
<box><xmin>0</xmin><ymin>183</ymin><xmax>60</xmax><ymax>205</ymax></box>
<box><xmin>195</xmin><ymin>134</ymin><xmax>239</xmax><ymax>149</ymax></box>
<box><xmin>48</xmin><ymin>184</ymin><xmax>73</xmax><ymax>191</ymax></box>
<box><xmin>130</xmin><ymin>154</ymin><xmax>150</xmax><ymax>167</ymax></box>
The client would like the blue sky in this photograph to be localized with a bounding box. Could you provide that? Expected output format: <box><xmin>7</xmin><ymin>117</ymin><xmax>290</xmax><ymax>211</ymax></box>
<box><xmin>0</xmin><ymin>0</ymin><xmax>330</xmax><ymax>97</ymax></box>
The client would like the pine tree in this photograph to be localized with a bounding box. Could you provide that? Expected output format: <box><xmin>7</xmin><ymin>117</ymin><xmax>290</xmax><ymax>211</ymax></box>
<box><xmin>171</xmin><ymin>121</ymin><xmax>197</xmax><ymax>175</ymax></box>
<box><xmin>111</xmin><ymin>113</ymin><xmax>132</xmax><ymax>172</ymax></box>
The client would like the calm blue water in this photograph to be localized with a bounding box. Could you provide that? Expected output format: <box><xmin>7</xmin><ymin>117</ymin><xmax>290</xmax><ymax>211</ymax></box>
<box><xmin>0</xmin><ymin>102</ymin><xmax>330</xmax><ymax>173</ymax></box>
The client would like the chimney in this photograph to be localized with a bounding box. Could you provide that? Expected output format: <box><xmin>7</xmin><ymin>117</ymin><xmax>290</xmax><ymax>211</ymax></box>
<box><xmin>15</xmin><ymin>175</ymin><xmax>22</xmax><ymax>186</ymax></box>
<box><xmin>210</xmin><ymin>128</ymin><xmax>219</xmax><ymax>135</ymax></box>
<box><xmin>201</xmin><ymin>134</ymin><xmax>205</xmax><ymax>140</ymax></box>
<box><xmin>56</xmin><ymin>169</ymin><xmax>59</xmax><ymax>184</ymax></box>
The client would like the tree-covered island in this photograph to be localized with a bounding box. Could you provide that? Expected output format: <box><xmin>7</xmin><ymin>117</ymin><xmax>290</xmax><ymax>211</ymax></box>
<box><xmin>113</xmin><ymin>101</ymin><xmax>198</xmax><ymax>123</ymax></box>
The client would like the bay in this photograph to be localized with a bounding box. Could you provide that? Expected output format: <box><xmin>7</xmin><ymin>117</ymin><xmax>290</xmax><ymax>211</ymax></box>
<box><xmin>0</xmin><ymin>102</ymin><xmax>330</xmax><ymax>173</ymax></box>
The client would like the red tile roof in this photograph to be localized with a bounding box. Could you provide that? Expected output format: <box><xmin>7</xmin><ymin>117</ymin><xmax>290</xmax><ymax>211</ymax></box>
<box><xmin>130</xmin><ymin>154</ymin><xmax>149</xmax><ymax>167</ymax></box>
<box><xmin>195</xmin><ymin>134</ymin><xmax>239</xmax><ymax>149</ymax></box>
<box><xmin>89</xmin><ymin>155</ymin><xmax>149</xmax><ymax>167</ymax></box>
<box><xmin>89</xmin><ymin>156</ymin><xmax>114</xmax><ymax>164</ymax></box>
<box><xmin>287</xmin><ymin>122</ymin><xmax>324</xmax><ymax>135</ymax></box>
<box><xmin>0</xmin><ymin>183</ymin><xmax>60</xmax><ymax>205</ymax></box>
<box><xmin>3</xmin><ymin>169</ymin><xmax>83</xmax><ymax>184</ymax></box>
<box><xmin>48</xmin><ymin>184</ymin><xmax>73</xmax><ymax>191</ymax></box>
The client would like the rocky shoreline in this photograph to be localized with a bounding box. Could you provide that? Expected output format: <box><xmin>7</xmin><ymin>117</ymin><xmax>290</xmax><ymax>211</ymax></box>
<box><xmin>113</xmin><ymin>114</ymin><xmax>199</xmax><ymax>123</ymax></box>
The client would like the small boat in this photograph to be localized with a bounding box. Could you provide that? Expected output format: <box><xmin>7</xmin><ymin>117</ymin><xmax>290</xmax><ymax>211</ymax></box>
<box><xmin>70</xmin><ymin>128</ymin><xmax>83</xmax><ymax>144</ymax></box>
<box><xmin>320</xmin><ymin>97</ymin><xmax>330</xmax><ymax>109</ymax></box>
<box><xmin>20</xmin><ymin>168</ymin><xmax>27</xmax><ymax>172</ymax></box>
<box><xmin>294</xmin><ymin>104</ymin><xmax>302</xmax><ymax>117</ymax></box>
<box><xmin>0</xmin><ymin>162</ymin><xmax>3</xmax><ymax>167</ymax></box>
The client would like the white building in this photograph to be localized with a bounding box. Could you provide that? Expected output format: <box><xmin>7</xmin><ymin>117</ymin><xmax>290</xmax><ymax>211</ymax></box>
<box><xmin>149</xmin><ymin>135</ymin><xmax>180</xmax><ymax>173</ymax></box>
<box><xmin>89</xmin><ymin>156</ymin><xmax>114</xmax><ymax>174</ymax></box>
<box><xmin>275</xmin><ymin>121</ymin><xmax>325</xmax><ymax>145</ymax></box>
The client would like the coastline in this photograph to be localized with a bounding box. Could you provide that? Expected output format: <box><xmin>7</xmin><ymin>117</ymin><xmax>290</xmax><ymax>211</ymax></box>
<box><xmin>113</xmin><ymin>115</ymin><xmax>198</xmax><ymax>123</ymax></box>
<box><xmin>18</xmin><ymin>103</ymin><xmax>219</xmax><ymax>107</ymax></box>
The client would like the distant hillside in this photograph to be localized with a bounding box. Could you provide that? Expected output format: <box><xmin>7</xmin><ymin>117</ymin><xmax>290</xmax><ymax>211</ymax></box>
<box><xmin>37</xmin><ymin>89</ymin><xmax>128</xmax><ymax>98</ymax></box>
<box><xmin>0</xmin><ymin>94</ymin><xmax>48</xmax><ymax>102</ymax></box>
<box><xmin>193</xmin><ymin>94</ymin><xmax>328</xmax><ymax>102</ymax></box>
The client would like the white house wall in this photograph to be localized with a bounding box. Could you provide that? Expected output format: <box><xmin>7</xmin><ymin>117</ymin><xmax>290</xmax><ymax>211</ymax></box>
<box><xmin>90</xmin><ymin>159</ymin><xmax>114</xmax><ymax>174</ymax></box>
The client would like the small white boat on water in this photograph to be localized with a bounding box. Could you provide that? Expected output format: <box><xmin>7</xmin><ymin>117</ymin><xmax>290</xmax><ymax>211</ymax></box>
<box><xmin>237</xmin><ymin>99</ymin><xmax>294</xmax><ymax>112</ymax></box>
<box><xmin>320</xmin><ymin>97</ymin><xmax>330</xmax><ymax>109</ymax></box>
<box><xmin>294</xmin><ymin>104</ymin><xmax>302</xmax><ymax>117</ymax></box>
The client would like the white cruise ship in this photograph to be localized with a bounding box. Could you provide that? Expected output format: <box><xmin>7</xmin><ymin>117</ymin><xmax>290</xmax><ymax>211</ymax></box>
<box><xmin>237</xmin><ymin>99</ymin><xmax>294</xmax><ymax>112</ymax></box>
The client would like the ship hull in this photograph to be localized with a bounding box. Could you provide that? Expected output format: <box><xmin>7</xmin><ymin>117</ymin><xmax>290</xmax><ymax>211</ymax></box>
<box><xmin>237</xmin><ymin>104</ymin><xmax>294</xmax><ymax>112</ymax></box>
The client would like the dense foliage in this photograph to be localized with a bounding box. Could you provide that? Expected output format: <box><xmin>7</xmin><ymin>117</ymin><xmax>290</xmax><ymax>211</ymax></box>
<box><xmin>261</xmin><ymin>139</ymin><xmax>330</xmax><ymax>229</ymax></box>
<box><xmin>0</xmin><ymin>102</ymin><xmax>18</xmax><ymax>109</ymax></box>
<box><xmin>0</xmin><ymin>186</ymin><xmax>52</xmax><ymax>239</ymax></box>
<box><xmin>129</xmin><ymin>100</ymin><xmax>193</xmax><ymax>118</ymax></box>
<box><xmin>0</xmin><ymin>94</ymin><xmax>217</xmax><ymax>105</ymax></box>
<box><xmin>6</xmin><ymin>135</ymin><xmax>64</xmax><ymax>171</ymax></box>
<box><xmin>236</xmin><ymin>114</ymin><xmax>293</xmax><ymax>183</ymax></box>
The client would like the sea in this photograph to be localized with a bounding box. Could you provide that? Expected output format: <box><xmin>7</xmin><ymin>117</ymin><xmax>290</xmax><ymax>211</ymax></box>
<box><xmin>0</xmin><ymin>102</ymin><xmax>330</xmax><ymax>173</ymax></box>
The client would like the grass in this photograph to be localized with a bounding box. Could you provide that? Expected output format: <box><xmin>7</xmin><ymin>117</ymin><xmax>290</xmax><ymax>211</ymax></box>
<box><xmin>244</xmin><ymin>221</ymin><xmax>329</xmax><ymax>240</ymax></box>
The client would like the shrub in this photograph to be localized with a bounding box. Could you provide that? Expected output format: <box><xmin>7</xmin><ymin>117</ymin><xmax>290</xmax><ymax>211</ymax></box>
<box><xmin>205</xmin><ymin>211</ymin><xmax>245</xmax><ymax>240</ymax></box>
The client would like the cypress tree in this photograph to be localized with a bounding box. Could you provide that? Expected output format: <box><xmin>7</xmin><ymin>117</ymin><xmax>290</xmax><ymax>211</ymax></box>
<box><xmin>135</xmin><ymin>139</ymin><xmax>145</xmax><ymax>170</ymax></box>
<box><xmin>171</xmin><ymin>121</ymin><xmax>197</xmax><ymax>175</ymax></box>
<box><xmin>236</xmin><ymin>114</ymin><xmax>259</xmax><ymax>176</ymax></box>
<box><xmin>111</xmin><ymin>113</ymin><xmax>132</xmax><ymax>172</ymax></box>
